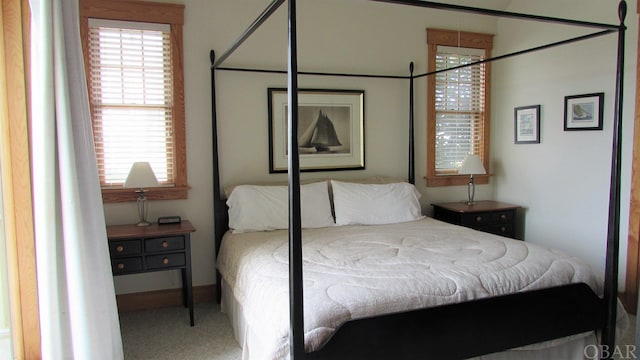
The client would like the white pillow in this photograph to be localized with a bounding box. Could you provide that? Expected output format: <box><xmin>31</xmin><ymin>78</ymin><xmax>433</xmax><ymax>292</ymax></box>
<box><xmin>227</xmin><ymin>181</ymin><xmax>334</xmax><ymax>233</ymax></box>
<box><xmin>331</xmin><ymin>180</ymin><xmax>424</xmax><ymax>225</ymax></box>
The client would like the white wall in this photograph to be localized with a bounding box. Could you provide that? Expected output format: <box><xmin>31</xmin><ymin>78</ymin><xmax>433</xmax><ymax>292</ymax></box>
<box><xmin>492</xmin><ymin>0</ymin><xmax>637</xmax><ymax>287</ymax></box>
<box><xmin>105</xmin><ymin>0</ymin><xmax>499</xmax><ymax>294</ymax></box>
<box><xmin>103</xmin><ymin>0</ymin><xmax>634</xmax><ymax>294</ymax></box>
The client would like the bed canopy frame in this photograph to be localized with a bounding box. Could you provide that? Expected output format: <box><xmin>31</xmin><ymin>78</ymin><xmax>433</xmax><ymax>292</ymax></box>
<box><xmin>210</xmin><ymin>1</ymin><xmax>628</xmax><ymax>358</ymax></box>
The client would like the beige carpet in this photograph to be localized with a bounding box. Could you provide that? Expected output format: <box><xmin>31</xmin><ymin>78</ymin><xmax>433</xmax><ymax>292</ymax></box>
<box><xmin>120</xmin><ymin>302</ymin><xmax>636</xmax><ymax>359</ymax></box>
<box><xmin>120</xmin><ymin>302</ymin><xmax>241</xmax><ymax>360</ymax></box>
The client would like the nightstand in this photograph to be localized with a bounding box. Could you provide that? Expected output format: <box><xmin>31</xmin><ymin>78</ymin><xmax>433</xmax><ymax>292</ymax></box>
<box><xmin>107</xmin><ymin>220</ymin><xmax>196</xmax><ymax>326</ymax></box>
<box><xmin>431</xmin><ymin>201</ymin><xmax>521</xmax><ymax>239</ymax></box>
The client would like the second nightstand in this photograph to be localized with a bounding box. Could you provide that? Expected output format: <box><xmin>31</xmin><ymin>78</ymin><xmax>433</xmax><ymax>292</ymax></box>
<box><xmin>107</xmin><ymin>220</ymin><xmax>196</xmax><ymax>326</ymax></box>
<box><xmin>432</xmin><ymin>200</ymin><xmax>521</xmax><ymax>239</ymax></box>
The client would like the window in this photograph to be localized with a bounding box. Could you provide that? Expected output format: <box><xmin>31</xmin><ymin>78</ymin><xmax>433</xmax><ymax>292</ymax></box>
<box><xmin>80</xmin><ymin>0</ymin><xmax>187</xmax><ymax>202</ymax></box>
<box><xmin>426</xmin><ymin>29</ymin><xmax>493</xmax><ymax>187</ymax></box>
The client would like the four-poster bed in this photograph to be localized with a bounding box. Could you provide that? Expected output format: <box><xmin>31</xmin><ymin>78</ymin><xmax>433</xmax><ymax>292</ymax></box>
<box><xmin>210</xmin><ymin>0</ymin><xmax>628</xmax><ymax>359</ymax></box>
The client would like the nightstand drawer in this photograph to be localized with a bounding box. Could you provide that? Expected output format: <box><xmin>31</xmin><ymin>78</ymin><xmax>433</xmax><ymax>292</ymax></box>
<box><xmin>111</xmin><ymin>257</ymin><xmax>143</xmax><ymax>274</ymax></box>
<box><xmin>145</xmin><ymin>236</ymin><xmax>185</xmax><ymax>253</ymax></box>
<box><xmin>146</xmin><ymin>253</ymin><xmax>186</xmax><ymax>270</ymax></box>
<box><xmin>462</xmin><ymin>212</ymin><xmax>490</xmax><ymax>226</ymax></box>
<box><xmin>491</xmin><ymin>211</ymin><xmax>514</xmax><ymax>223</ymax></box>
<box><xmin>109</xmin><ymin>239</ymin><xmax>142</xmax><ymax>257</ymax></box>
<box><xmin>488</xmin><ymin>223</ymin><xmax>514</xmax><ymax>237</ymax></box>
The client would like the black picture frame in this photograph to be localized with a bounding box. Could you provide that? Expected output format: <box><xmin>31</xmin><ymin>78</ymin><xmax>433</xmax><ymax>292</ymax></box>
<box><xmin>268</xmin><ymin>88</ymin><xmax>365</xmax><ymax>173</ymax></box>
<box><xmin>564</xmin><ymin>92</ymin><xmax>604</xmax><ymax>131</ymax></box>
<box><xmin>514</xmin><ymin>105</ymin><xmax>541</xmax><ymax>144</ymax></box>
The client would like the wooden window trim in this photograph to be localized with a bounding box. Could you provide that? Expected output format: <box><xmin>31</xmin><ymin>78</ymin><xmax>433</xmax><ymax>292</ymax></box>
<box><xmin>425</xmin><ymin>28</ymin><xmax>493</xmax><ymax>187</ymax></box>
<box><xmin>79</xmin><ymin>0</ymin><xmax>188</xmax><ymax>203</ymax></box>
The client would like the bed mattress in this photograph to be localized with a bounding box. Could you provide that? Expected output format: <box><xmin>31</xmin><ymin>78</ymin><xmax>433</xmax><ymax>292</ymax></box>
<box><xmin>216</xmin><ymin>217</ymin><xmax>605</xmax><ymax>359</ymax></box>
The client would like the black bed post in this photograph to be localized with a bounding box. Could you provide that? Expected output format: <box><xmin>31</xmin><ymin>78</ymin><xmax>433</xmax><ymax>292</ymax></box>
<box><xmin>210</xmin><ymin>50</ymin><xmax>224</xmax><ymax>304</ymax></box>
<box><xmin>287</xmin><ymin>0</ymin><xmax>305</xmax><ymax>358</ymax></box>
<box><xmin>602</xmin><ymin>0</ymin><xmax>627</xmax><ymax>356</ymax></box>
<box><xmin>408</xmin><ymin>62</ymin><xmax>415</xmax><ymax>185</ymax></box>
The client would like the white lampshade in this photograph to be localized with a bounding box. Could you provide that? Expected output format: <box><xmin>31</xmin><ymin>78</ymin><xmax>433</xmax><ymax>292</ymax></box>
<box><xmin>458</xmin><ymin>155</ymin><xmax>486</xmax><ymax>175</ymax></box>
<box><xmin>124</xmin><ymin>162</ymin><xmax>159</xmax><ymax>189</ymax></box>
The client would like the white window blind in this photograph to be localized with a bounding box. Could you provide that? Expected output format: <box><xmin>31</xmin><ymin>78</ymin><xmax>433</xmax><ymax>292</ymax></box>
<box><xmin>88</xmin><ymin>19</ymin><xmax>174</xmax><ymax>187</ymax></box>
<box><xmin>434</xmin><ymin>46</ymin><xmax>486</xmax><ymax>173</ymax></box>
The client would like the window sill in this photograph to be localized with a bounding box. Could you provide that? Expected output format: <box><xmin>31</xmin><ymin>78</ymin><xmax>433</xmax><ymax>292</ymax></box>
<box><xmin>101</xmin><ymin>185</ymin><xmax>190</xmax><ymax>203</ymax></box>
<box><xmin>425</xmin><ymin>174</ymin><xmax>490</xmax><ymax>187</ymax></box>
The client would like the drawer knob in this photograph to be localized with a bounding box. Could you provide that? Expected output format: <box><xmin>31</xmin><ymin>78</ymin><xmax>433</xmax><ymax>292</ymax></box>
<box><xmin>500</xmin><ymin>214</ymin><xmax>507</xmax><ymax>220</ymax></box>
<box><xmin>162</xmin><ymin>257</ymin><xmax>170</xmax><ymax>265</ymax></box>
<box><xmin>116</xmin><ymin>245</ymin><xmax>124</xmax><ymax>252</ymax></box>
<box><xmin>162</xmin><ymin>241</ymin><xmax>169</xmax><ymax>248</ymax></box>
<box><xmin>500</xmin><ymin>226</ymin><xmax>507</xmax><ymax>232</ymax></box>
<box><xmin>117</xmin><ymin>263</ymin><xmax>125</xmax><ymax>270</ymax></box>
<box><xmin>475</xmin><ymin>216</ymin><xmax>483</xmax><ymax>222</ymax></box>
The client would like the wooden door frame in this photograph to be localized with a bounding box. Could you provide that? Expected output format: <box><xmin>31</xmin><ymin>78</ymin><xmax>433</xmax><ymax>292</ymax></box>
<box><xmin>1</xmin><ymin>0</ymin><xmax>40</xmax><ymax>356</ymax></box>
<box><xmin>623</xmin><ymin>0</ymin><xmax>640</xmax><ymax>314</ymax></box>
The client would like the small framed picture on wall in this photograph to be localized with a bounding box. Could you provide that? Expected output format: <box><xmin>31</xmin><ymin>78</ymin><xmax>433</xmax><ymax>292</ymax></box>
<box><xmin>564</xmin><ymin>92</ymin><xmax>604</xmax><ymax>131</ymax></box>
<box><xmin>514</xmin><ymin>105</ymin><xmax>540</xmax><ymax>144</ymax></box>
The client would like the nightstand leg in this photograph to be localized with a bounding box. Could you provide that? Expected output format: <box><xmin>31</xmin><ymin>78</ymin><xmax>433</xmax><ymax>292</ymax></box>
<box><xmin>182</xmin><ymin>267</ymin><xmax>194</xmax><ymax>326</ymax></box>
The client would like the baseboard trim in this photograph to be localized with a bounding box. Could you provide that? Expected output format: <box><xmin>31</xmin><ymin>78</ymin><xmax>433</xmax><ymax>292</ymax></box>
<box><xmin>116</xmin><ymin>285</ymin><xmax>216</xmax><ymax>312</ymax></box>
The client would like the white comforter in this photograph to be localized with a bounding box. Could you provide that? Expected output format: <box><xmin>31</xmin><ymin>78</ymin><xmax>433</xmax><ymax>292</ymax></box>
<box><xmin>216</xmin><ymin>217</ymin><xmax>601</xmax><ymax>359</ymax></box>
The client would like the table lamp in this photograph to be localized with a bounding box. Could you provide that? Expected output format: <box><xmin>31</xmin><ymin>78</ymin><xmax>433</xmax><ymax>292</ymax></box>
<box><xmin>458</xmin><ymin>154</ymin><xmax>486</xmax><ymax>205</ymax></box>
<box><xmin>124</xmin><ymin>162</ymin><xmax>159</xmax><ymax>226</ymax></box>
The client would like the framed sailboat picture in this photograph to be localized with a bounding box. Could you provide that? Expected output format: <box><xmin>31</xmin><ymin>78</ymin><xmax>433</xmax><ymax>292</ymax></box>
<box><xmin>268</xmin><ymin>88</ymin><xmax>365</xmax><ymax>173</ymax></box>
<box><xmin>564</xmin><ymin>92</ymin><xmax>604</xmax><ymax>131</ymax></box>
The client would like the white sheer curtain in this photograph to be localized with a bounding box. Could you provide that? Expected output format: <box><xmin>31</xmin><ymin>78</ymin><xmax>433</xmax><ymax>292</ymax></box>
<box><xmin>29</xmin><ymin>0</ymin><xmax>123</xmax><ymax>358</ymax></box>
